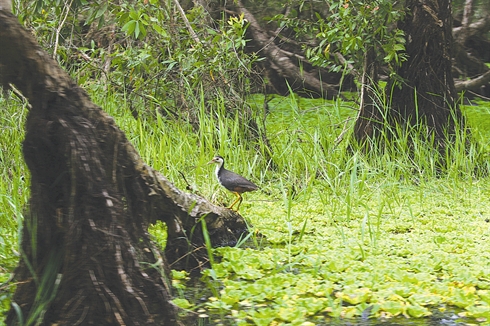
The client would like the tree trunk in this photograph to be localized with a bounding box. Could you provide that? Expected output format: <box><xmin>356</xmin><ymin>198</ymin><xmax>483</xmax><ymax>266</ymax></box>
<box><xmin>0</xmin><ymin>9</ymin><xmax>247</xmax><ymax>325</ymax></box>
<box><xmin>388</xmin><ymin>0</ymin><xmax>462</xmax><ymax>142</ymax></box>
<box><xmin>353</xmin><ymin>47</ymin><xmax>382</xmax><ymax>145</ymax></box>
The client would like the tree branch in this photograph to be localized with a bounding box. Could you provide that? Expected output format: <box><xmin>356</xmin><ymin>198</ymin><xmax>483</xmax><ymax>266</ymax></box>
<box><xmin>455</xmin><ymin>70</ymin><xmax>490</xmax><ymax>92</ymax></box>
<box><xmin>453</xmin><ymin>15</ymin><xmax>490</xmax><ymax>44</ymax></box>
<box><xmin>171</xmin><ymin>0</ymin><xmax>200</xmax><ymax>44</ymax></box>
<box><xmin>236</xmin><ymin>0</ymin><xmax>338</xmax><ymax>97</ymax></box>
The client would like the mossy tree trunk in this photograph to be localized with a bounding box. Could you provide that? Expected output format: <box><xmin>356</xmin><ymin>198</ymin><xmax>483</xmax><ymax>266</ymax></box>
<box><xmin>388</xmin><ymin>0</ymin><xmax>462</xmax><ymax>141</ymax></box>
<box><xmin>355</xmin><ymin>0</ymin><xmax>464</xmax><ymax>146</ymax></box>
<box><xmin>0</xmin><ymin>9</ymin><xmax>247</xmax><ymax>325</ymax></box>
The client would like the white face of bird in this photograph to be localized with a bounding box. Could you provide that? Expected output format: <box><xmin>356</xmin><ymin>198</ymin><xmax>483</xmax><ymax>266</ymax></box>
<box><xmin>208</xmin><ymin>156</ymin><xmax>224</xmax><ymax>180</ymax></box>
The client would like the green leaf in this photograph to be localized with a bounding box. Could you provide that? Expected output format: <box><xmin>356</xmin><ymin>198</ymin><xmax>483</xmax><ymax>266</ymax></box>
<box><xmin>380</xmin><ymin>300</ymin><xmax>405</xmax><ymax>316</ymax></box>
<box><xmin>336</xmin><ymin>288</ymin><xmax>371</xmax><ymax>305</ymax></box>
<box><xmin>134</xmin><ymin>22</ymin><xmax>140</xmax><ymax>38</ymax></box>
<box><xmin>129</xmin><ymin>10</ymin><xmax>139</xmax><ymax>20</ymax></box>
<box><xmin>393</xmin><ymin>44</ymin><xmax>405</xmax><ymax>51</ymax></box>
<box><xmin>95</xmin><ymin>2</ymin><xmax>108</xmax><ymax>19</ymax></box>
<box><xmin>138</xmin><ymin>23</ymin><xmax>147</xmax><ymax>39</ymax></box>
<box><xmin>406</xmin><ymin>304</ymin><xmax>431</xmax><ymax>317</ymax></box>
<box><xmin>122</xmin><ymin>20</ymin><xmax>136</xmax><ymax>35</ymax></box>
<box><xmin>172</xmin><ymin>298</ymin><xmax>192</xmax><ymax>309</ymax></box>
<box><xmin>152</xmin><ymin>23</ymin><xmax>167</xmax><ymax>37</ymax></box>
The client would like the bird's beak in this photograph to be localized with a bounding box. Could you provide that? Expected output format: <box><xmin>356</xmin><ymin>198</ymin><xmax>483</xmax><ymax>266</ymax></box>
<box><xmin>207</xmin><ymin>159</ymin><xmax>214</xmax><ymax>164</ymax></box>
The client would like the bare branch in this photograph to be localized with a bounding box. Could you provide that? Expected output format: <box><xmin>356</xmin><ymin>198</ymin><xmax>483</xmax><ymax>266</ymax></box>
<box><xmin>453</xmin><ymin>15</ymin><xmax>490</xmax><ymax>44</ymax></box>
<box><xmin>455</xmin><ymin>70</ymin><xmax>490</xmax><ymax>92</ymax></box>
<box><xmin>53</xmin><ymin>0</ymin><xmax>74</xmax><ymax>59</ymax></box>
<box><xmin>171</xmin><ymin>0</ymin><xmax>200</xmax><ymax>43</ymax></box>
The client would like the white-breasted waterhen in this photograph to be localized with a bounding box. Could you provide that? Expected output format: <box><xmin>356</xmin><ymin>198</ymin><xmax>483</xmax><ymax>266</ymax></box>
<box><xmin>208</xmin><ymin>155</ymin><xmax>258</xmax><ymax>210</ymax></box>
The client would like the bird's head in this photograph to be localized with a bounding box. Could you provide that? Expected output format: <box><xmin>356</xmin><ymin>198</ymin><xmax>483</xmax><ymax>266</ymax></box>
<box><xmin>208</xmin><ymin>155</ymin><xmax>224</xmax><ymax>166</ymax></box>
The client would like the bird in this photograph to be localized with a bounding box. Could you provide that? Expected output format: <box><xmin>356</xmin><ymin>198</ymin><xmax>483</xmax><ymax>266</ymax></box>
<box><xmin>208</xmin><ymin>155</ymin><xmax>258</xmax><ymax>211</ymax></box>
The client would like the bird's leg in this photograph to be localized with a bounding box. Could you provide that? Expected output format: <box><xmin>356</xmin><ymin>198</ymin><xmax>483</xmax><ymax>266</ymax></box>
<box><xmin>228</xmin><ymin>192</ymin><xmax>242</xmax><ymax>211</ymax></box>
<box><xmin>236</xmin><ymin>195</ymin><xmax>243</xmax><ymax>211</ymax></box>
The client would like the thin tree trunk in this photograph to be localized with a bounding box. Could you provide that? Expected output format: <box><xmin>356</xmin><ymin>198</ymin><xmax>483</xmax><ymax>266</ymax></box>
<box><xmin>460</xmin><ymin>0</ymin><xmax>473</xmax><ymax>28</ymax></box>
<box><xmin>353</xmin><ymin>47</ymin><xmax>382</xmax><ymax>145</ymax></box>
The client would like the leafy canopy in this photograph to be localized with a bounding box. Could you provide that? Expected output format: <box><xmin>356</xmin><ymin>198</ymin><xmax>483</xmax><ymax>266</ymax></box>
<box><xmin>270</xmin><ymin>0</ymin><xmax>407</xmax><ymax>74</ymax></box>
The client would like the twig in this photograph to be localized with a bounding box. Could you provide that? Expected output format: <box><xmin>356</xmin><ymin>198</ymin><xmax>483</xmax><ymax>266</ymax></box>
<box><xmin>172</xmin><ymin>0</ymin><xmax>200</xmax><ymax>44</ymax></box>
<box><xmin>334</xmin><ymin>116</ymin><xmax>354</xmax><ymax>147</ymax></box>
<box><xmin>178</xmin><ymin>170</ymin><xmax>198</xmax><ymax>193</ymax></box>
<box><xmin>53</xmin><ymin>0</ymin><xmax>74</xmax><ymax>59</ymax></box>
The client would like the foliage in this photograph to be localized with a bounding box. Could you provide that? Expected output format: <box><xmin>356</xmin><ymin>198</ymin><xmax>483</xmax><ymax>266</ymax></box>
<box><xmin>200</xmin><ymin>177</ymin><xmax>490</xmax><ymax>323</ymax></box>
<box><xmin>2</xmin><ymin>85</ymin><xmax>490</xmax><ymax>324</ymax></box>
<box><xmin>195</xmin><ymin>95</ymin><xmax>490</xmax><ymax>325</ymax></box>
<box><xmin>270</xmin><ymin>0</ymin><xmax>408</xmax><ymax>74</ymax></box>
<box><xmin>99</xmin><ymin>90</ymin><xmax>490</xmax><ymax>324</ymax></box>
<box><xmin>13</xmin><ymin>0</ymin><xmax>260</xmax><ymax>130</ymax></box>
<box><xmin>2</xmin><ymin>0</ymin><xmax>490</xmax><ymax>324</ymax></box>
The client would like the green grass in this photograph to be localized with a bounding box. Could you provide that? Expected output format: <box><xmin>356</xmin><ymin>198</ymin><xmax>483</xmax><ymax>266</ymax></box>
<box><xmin>0</xmin><ymin>95</ymin><xmax>29</xmax><ymax>323</ymax></box>
<box><xmin>1</xmin><ymin>87</ymin><xmax>490</xmax><ymax>325</ymax></box>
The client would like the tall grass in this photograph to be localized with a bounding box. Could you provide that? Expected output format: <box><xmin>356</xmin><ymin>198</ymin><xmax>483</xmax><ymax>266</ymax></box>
<box><xmin>2</xmin><ymin>82</ymin><xmax>490</xmax><ymax>323</ymax></box>
<box><xmin>0</xmin><ymin>95</ymin><xmax>29</xmax><ymax>325</ymax></box>
<box><xmin>0</xmin><ymin>95</ymin><xmax>29</xmax><ymax>269</ymax></box>
<box><xmin>91</xmin><ymin>84</ymin><xmax>489</xmax><ymax>208</ymax></box>
<box><xmin>86</xmin><ymin>87</ymin><xmax>490</xmax><ymax>244</ymax></box>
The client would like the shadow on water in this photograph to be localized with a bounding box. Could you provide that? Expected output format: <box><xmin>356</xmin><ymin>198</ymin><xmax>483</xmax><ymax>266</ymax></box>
<box><xmin>191</xmin><ymin>308</ymin><xmax>477</xmax><ymax>326</ymax></box>
<box><xmin>183</xmin><ymin>290</ymin><xmax>480</xmax><ymax>326</ymax></box>
<box><xmin>179</xmin><ymin>265</ymin><xmax>485</xmax><ymax>325</ymax></box>
<box><xmin>322</xmin><ymin>310</ymin><xmax>473</xmax><ymax>325</ymax></box>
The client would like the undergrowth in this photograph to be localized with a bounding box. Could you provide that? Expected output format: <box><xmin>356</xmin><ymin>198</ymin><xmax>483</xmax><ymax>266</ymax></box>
<box><xmin>1</xmin><ymin>88</ymin><xmax>490</xmax><ymax>325</ymax></box>
<box><xmin>0</xmin><ymin>95</ymin><xmax>29</xmax><ymax>321</ymax></box>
